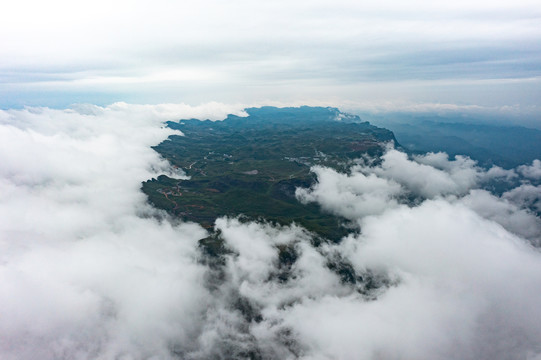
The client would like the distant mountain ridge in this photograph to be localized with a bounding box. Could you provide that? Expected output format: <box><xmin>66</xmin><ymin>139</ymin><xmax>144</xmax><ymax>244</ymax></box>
<box><xmin>370</xmin><ymin>117</ymin><xmax>541</xmax><ymax>168</ymax></box>
<box><xmin>183</xmin><ymin>106</ymin><xmax>366</xmax><ymax>124</ymax></box>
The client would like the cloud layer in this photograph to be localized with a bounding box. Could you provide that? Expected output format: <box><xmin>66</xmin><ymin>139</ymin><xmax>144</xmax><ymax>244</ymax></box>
<box><xmin>0</xmin><ymin>103</ymin><xmax>245</xmax><ymax>359</ymax></box>
<box><xmin>1</xmin><ymin>104</ymin><xmax>541</xmax><ymax>359</ymax></box>
<box><xmin>1</xmin><ymin>0</ymin><xmax>540</xmax><ymax>110</ymax></box>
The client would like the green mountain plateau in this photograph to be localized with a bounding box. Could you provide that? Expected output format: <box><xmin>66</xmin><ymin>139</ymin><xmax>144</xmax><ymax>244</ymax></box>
<box><xmin>142</xmin><ymin>106</ymin><xmax>398</xmax><ymax>250</ymax></box>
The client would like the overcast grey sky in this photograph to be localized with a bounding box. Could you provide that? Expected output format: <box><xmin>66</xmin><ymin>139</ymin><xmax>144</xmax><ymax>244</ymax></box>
<box><xmin>1</xmin><ymin>0</ymin><xmax>540</xmax><ymax>116</ymax></box>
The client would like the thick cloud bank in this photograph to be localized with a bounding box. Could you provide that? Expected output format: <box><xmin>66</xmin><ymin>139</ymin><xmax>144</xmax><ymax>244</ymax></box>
<box><xmin>2</xmin><ymin>104</ymin><xmax>541</xmax><ymax>359</ymax></box>
<box><xmin>0</xmin><ymin>102</ymin><xmax>245</xmax><ymax>359</ymax></box>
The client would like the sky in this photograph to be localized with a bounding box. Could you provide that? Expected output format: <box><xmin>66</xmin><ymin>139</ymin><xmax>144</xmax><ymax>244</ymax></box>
<box><xmin>1</xmin><ymin>0</ymin><xmax>541</xmax><ymax>119</ymax></box>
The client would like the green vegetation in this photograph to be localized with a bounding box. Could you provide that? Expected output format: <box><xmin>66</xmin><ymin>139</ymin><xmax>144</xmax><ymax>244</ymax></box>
<box><xmin>142</xmin><ymin>106</ymin><xmax>397</xmax><ymax>242</ymax></box>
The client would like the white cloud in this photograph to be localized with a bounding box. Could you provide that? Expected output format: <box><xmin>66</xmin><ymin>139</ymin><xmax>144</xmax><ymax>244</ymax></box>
<box><xmin>483</xmin><ymin>165</ymin><xmax>518</xmax><ymax>181</ymax></box>
<box><xmin>218</xmin><ymin>217</ymin><xmax>297</xmax><ymax>284</ymax></box>
<box><xmin>296</xmin><ymin>165</ymin><xmax>402</xmax><ymax>219</ymax></box>
<box><xmin>199</xmin><ymin>146</ymin><xmax>541</xmax><ymax>359</ymax></box>
<box><xmin>196</xmin><ymin>194</ymin><xmax>541</xmax><ymax>359</ymax></box>
<box><xmin>518</xmin><ymin>159</ymin><xmax>541</xmax><ymax>180</ymax></box>
<box><xmin>296</xmin><ymin>147</ymin><xmax>541</xmax><ymax>244</ymax></box>
<box><xmin>325</xmin><ymin>200</ymin><xmax>541</xmax><ymax>359</ymax></box>
<box><xmin>2</xmin><ymin>103</ymin><xmax>541</xmax><ymax>359</ymax></box>
<box><xmin>0</xmin><ymin>102</ymin><xmax>245</xmax><ymax>359</ymax></box>
<box><xmin>295</xmin><ymin>150</ymin><xmax>488</xmax><ymax>222</ymax></box>
<box><xmin>503</xmin><ymin>184</ymin><xmax>541</xmax><ymax>213</ymax></box>
<box><xmin>372</xmin><ymin>150</ymin><xmax>483</xmax><ymax>198</ymax></box>
<box><xmin>458</xmin><ymin>189</ymin><xmax>541</xmax><ymax>244</ymax></box>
